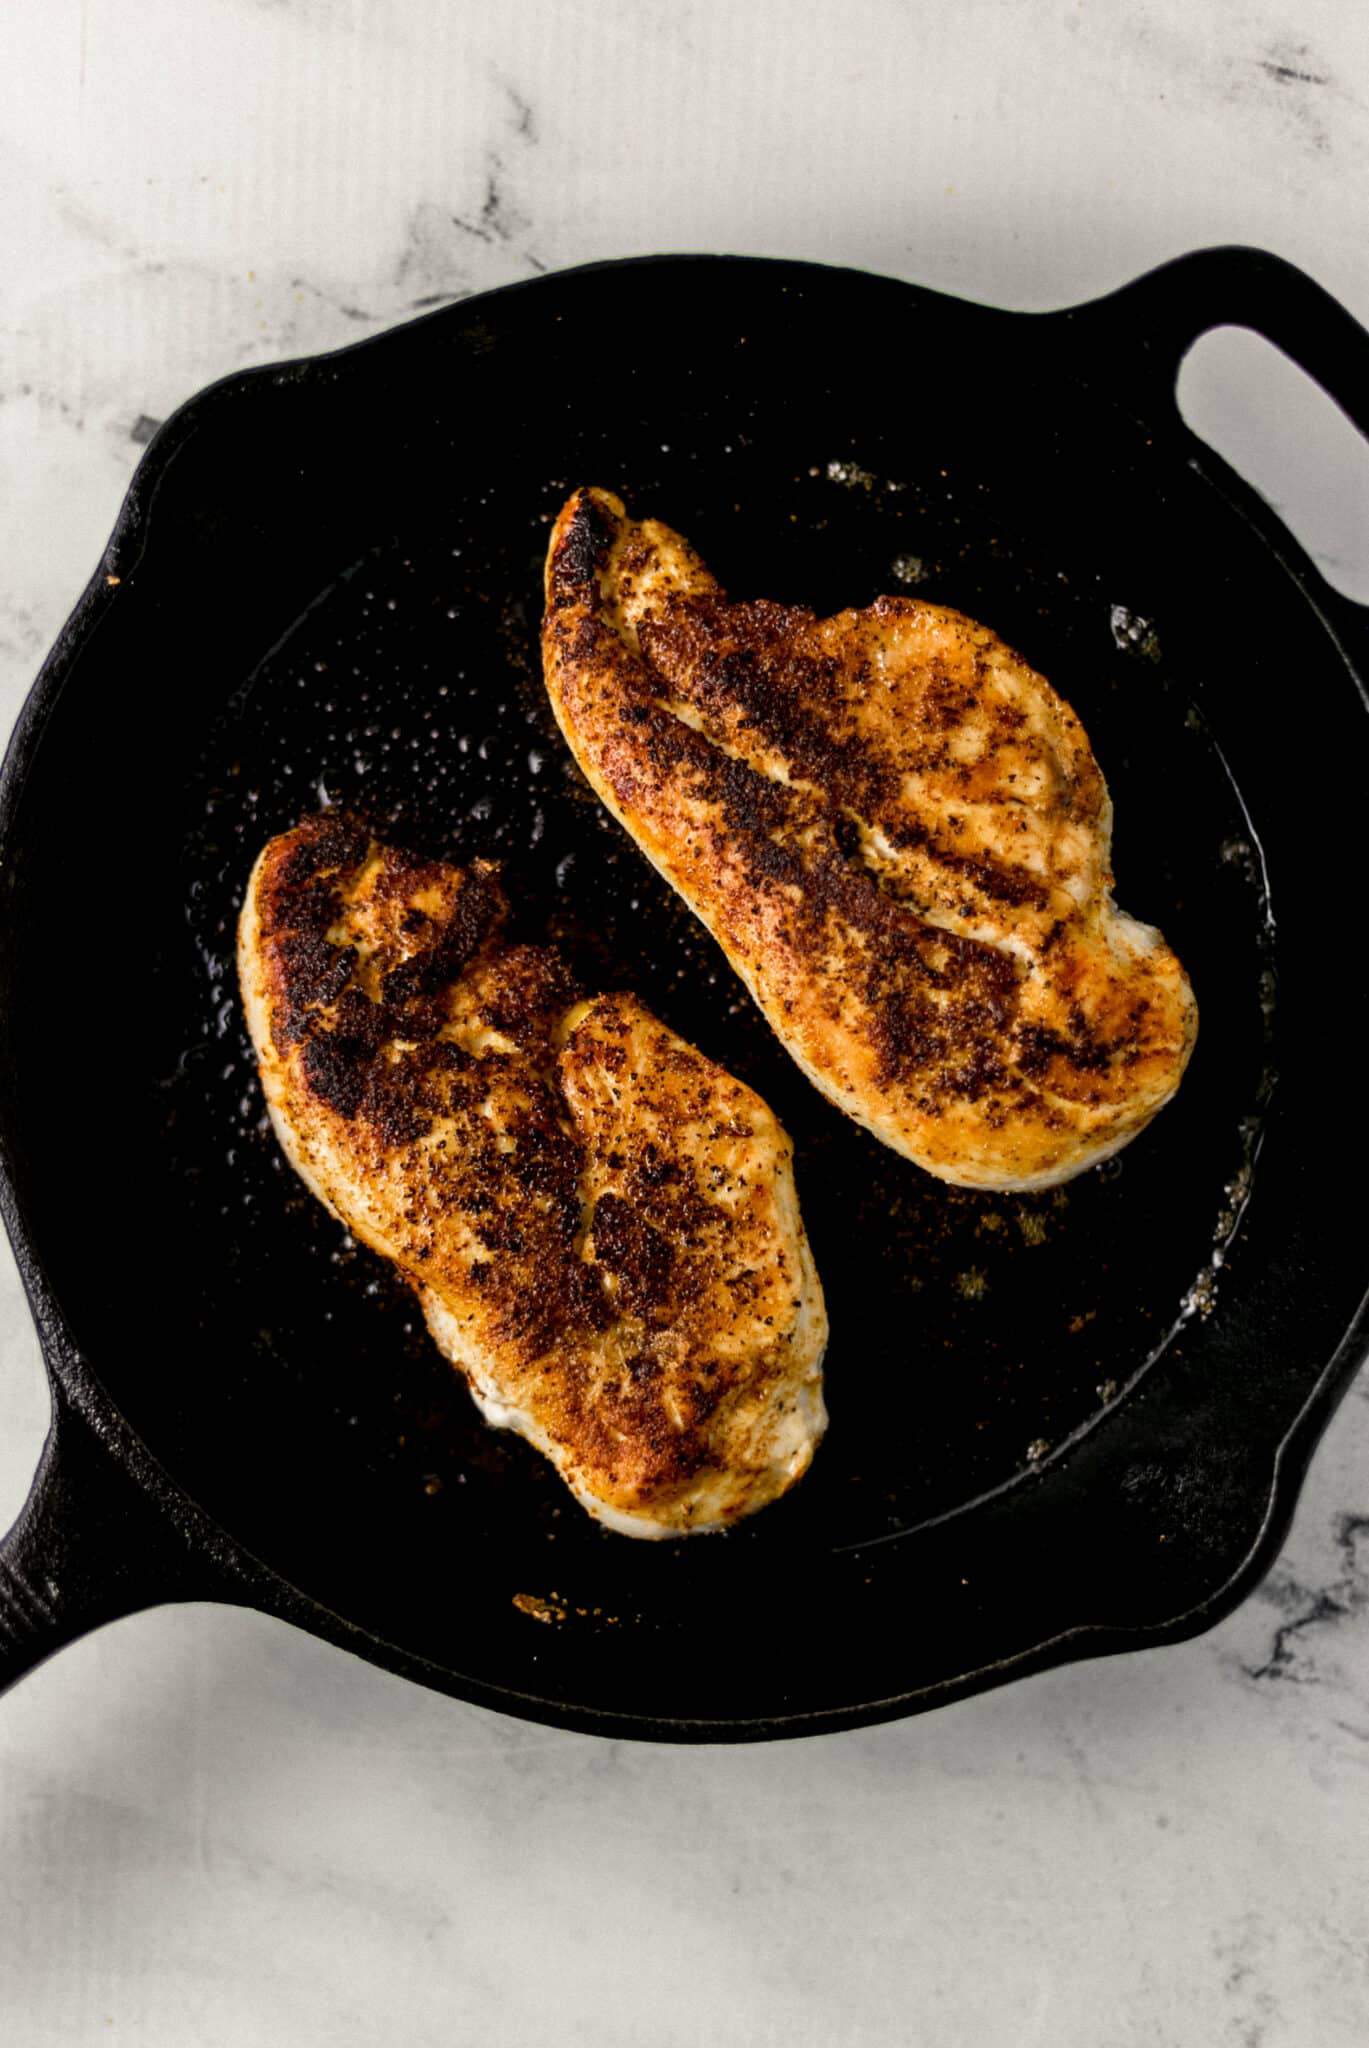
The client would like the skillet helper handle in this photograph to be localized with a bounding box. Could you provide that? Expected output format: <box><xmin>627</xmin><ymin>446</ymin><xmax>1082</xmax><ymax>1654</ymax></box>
<box><xmin>1086</xmin><ymin>243</ymin><xmax>1369</xmax><ymax>444</ymax></box>
<box><xmin>0</xmin><ymin>1378</ymin><xmax>206</xmax><ymax>1697</ymax></box>
<box><xmin>1079</xmin><ymin>244</ymin><xmax>1369</xmax><ymax>662</ymax></box>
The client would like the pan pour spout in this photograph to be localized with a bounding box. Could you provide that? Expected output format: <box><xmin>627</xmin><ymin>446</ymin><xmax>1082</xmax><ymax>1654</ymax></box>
<box><xmin>542</xmin><ymin>487</ymin><xmax>1197</xmax><ymax>1190</ymax></box>
<box><xmin>238</xmin><ymin>817</ymin><xmax>827</xmax><ymax>1537</ymax></box>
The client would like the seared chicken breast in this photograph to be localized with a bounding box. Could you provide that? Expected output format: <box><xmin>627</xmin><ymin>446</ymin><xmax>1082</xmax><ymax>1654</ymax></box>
<box><xmin>542</xmin><ymin>488</ymin><xmax>1197</xmax><ymax>1191</ymax></box>
<box><xmin>239</xmin><ymin>817</ymin><xmax>827</xmax><ymax>1537</ymax></box>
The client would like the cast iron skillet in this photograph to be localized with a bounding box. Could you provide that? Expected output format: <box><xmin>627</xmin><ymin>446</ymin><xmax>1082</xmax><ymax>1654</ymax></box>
<box><xmin>1</xmin><ymin>247</ymin><xmax>1367</xmax><ymax>1742</ymax></box>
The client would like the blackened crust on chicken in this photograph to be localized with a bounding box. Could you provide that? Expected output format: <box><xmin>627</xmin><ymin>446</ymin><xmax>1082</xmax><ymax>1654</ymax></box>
<box><xmin>547</xmin><ymin>486</ymin><xmax>617</xmax><ymax>603</ymax></box>
<box><xmin>542</xmin><ymin>487</ymin><xmax>1197</xmax><ymax>1190</ymax></box>
<box><xmin>238</xmin><ymin>819</ymin><xmax>828</xmax><ymax>1536</ymax></box>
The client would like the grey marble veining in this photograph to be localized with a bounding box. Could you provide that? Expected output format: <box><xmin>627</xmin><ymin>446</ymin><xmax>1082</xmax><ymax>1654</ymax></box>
<box><xmin>2</xmin><ymin>1</ymin><xmax>1369</xmax><ymax>2041</ymax></box>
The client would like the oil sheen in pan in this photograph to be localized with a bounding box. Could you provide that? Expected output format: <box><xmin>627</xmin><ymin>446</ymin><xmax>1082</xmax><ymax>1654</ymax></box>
<box><xmin>176</xmin><ymin>454</ymin><xmax>1276</xmax><ymax>1557</ymax></box>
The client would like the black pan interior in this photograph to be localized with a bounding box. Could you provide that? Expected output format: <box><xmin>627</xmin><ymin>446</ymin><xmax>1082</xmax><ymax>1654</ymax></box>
<box><xmin>5</xmin><ymin>261</ymin><xmax>1366</xmax><ymax>1730</ymax></box>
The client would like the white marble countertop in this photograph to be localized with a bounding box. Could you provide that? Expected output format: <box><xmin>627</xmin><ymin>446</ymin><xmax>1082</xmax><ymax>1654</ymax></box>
<box><xmin>3</xmin><ymin>3</ymin><xmax>1369</xmax><ymax>2041</ymax></box>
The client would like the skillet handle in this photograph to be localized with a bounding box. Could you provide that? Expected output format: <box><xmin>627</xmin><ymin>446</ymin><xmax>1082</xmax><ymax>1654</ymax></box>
<box><xmin>0</xmin><ymin>1377</ymin><xmax>215</xmax><ymax>1697</ymax></box>
<box><xmin>1068</xmin><ymin>244</ymin><xmax>1369</xmax><ymax>656</ymax></box>
<box><xmin>1070</xmin><ymin>243</ymin><xmax>1369</xmax><ymax>444</ymax></box>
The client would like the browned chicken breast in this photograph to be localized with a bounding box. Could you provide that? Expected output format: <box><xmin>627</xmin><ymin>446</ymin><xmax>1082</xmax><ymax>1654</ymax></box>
<box><xmin>239</xmin><ymin>817</ymin><xmax>827</xmax><ymax>1537</ymax></box>
<box><xmin>542</xmin><ymin>488</ymin><xmax>1197</xmax><ymax>1191</ymax></box>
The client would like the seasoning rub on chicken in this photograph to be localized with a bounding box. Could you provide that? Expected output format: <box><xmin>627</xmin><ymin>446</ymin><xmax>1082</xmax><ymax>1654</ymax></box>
<box><xmin>239</xmin><ymin>817</ymin><xmax>827</xmax><ymax>1536</ymax></box>
<box><xmin>542</xmin><ymin>488</ymin><xmax>1197</xmax><ymax>1191</ymax></box>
